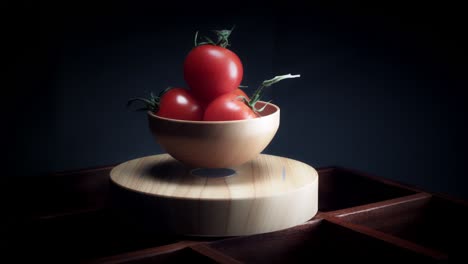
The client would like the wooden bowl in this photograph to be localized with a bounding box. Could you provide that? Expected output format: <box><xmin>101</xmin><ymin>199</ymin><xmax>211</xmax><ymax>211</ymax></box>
<box><xmin>147</xmin><ymin>101</ymin><xmax>280</xmax><ymax>168</ymax></box>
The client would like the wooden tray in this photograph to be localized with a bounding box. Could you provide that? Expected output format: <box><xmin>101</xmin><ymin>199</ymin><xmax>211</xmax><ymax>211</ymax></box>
<box><xmin>2</xmin><ymin>163</ymin><xmax>466</xmax><ymax>263</ymax></box>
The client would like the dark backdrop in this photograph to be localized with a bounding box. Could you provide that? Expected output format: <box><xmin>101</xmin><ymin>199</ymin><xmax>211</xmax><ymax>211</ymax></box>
<box><xmin>7</xmin><ymin>1</ymin><xmax>468</xmax><ymax>199</ymax></box>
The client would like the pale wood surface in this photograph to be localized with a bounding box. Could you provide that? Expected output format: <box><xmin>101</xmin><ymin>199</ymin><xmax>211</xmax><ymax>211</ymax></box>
<box><xmin>110</xmin><ymin>154</ymin><xmax>318</xmax><ymax>236</ymax></box>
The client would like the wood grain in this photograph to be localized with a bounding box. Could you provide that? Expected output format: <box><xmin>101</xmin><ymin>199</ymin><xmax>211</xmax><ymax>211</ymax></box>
<box><xmin>110</xmin><ymin>154</ymin><xmax>318</xmax><ymax>236</ymax></box>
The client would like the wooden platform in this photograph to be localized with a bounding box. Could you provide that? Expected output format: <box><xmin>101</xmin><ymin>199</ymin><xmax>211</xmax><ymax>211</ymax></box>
<box><xmin>110</xmin><ymin>154</ymin><xmax>318</xmax><ymax>236</ymax></box>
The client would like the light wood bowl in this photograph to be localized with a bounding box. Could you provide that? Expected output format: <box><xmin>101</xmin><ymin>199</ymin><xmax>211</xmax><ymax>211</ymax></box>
<box><xmin>147</xmin><ymin>101</ymin><xmax>280</xmax><ymax>168</ymax></box>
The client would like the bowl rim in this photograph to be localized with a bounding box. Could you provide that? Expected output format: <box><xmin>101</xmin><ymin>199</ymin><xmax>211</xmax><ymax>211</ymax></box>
<box><xmin>147</xmin><ymin>101</ymin><xmax>280</xmax><ymax>124</ymax></box>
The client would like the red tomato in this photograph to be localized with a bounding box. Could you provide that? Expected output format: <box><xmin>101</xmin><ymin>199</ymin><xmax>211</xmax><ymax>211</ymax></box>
<box><xmin>184</xmin><ymin>45</ymin><xmax>243</xmax><ymax>103</ymax></box>
<box><xmin>203</xmin><ymin>93</ymin><xmax>257</xmax><ymax>121</ymax></box>
<box><xmin>196</xmin><ymin>88</ymin><xmax>249</xmax><ymax>110</ymax></box>
<box><xmin>233</xmin><ymin>88</ymin><xmax>249</xmax><ymax>99</ymax></box>
<box><xmin>157</xmin><ymin>88</ymin><xmax>203</xmax><ymax>121</ymax></box>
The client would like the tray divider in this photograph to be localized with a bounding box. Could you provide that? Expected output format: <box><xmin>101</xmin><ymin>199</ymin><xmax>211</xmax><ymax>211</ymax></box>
<box><xmin>321</xmin><ymin>214</ymin><xmax>448</xmax><ymax>261</ymax></box>
<box><xmin>318</xmin><ymin>166</ymin><xmax>426</xmax><ymax>193</ymax></box>
<box><xmin>86</xmin><ymin>240</ymin><xmax>200</xmax><ymax>264</ymax></box>
<box><xmin>327</xmin><ymin>192</ymin><xmax>431</xmax><ymax>217</ymax></box>
<box><xmin>190</xmin><ymin>244</ymin><xmax>244</xmax><ymax>264</ymax></box>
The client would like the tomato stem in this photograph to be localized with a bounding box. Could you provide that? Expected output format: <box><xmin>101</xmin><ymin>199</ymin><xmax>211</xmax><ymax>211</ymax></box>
<box><xmin>127</xmin><ymin>87</ymin><xmax>174</xmax><ymax>112</ymax></box>
<box><xmin>194</xmin><ymin>31</ymin><xmax>199</xmax><ymax>47</ymax></box>
<box><xmin>194</xmin><ymin>25</ymin><xmax>235</xmax><ymax>48</ymax></box>
<box><xmin>247</xmin><ymin>74</ymin><xmax>301</xmax><ymax>112</ymax></box>
<box><xmin>127</xmin><ymin>97</ymin><xmax>159</xmax><ymax>112</ymax></box>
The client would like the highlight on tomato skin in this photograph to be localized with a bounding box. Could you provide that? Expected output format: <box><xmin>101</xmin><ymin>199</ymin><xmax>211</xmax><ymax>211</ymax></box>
<box><xmin>183</xmin><ymin>44</ymin><xmax>244</xmax><ymax>103</ymax></box>
<box><xmin>156</xmin><ymin>88</ymin><xmax>204</xmax><ymax>121</ymax></box>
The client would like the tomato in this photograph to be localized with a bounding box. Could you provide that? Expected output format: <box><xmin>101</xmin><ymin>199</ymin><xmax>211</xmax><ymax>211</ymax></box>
<box><xmin>128</xmin><ymin>88</ymin><xmax>203</xmax><ymax>121</ymax></box>
<box><xmin>157</xmin><ymin>88</ymin><xmax>203</xmax><ymax>120</ymax></box>
<box><xmin>196</xmin><ymin>88</ymin><xmax>249</xmax><ymax>110</ymax></box>
<box><xmin>233</xmin><ymin>88</ymin><xmax>249</xmax><ymax>99</ymax></box>
<box><xmin>184</xmin><ymin>45</ymin><xmax>243</xmax><ymax>103</ymax></box>
<box><xmin>203</xmin><ymin>73</ymin><xmax>301</xmax><ymax>121</ymax></box>
<box><xmin>203</xmin><ymin>92</ymin><xmax>257</xmax><ymax>121</ymax></box>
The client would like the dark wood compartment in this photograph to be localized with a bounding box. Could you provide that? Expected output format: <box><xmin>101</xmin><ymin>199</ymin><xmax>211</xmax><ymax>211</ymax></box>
<box><xmin>4</xmin><ymin>166</ymin><xmax>112</xmax><ymax>220</ymax></box>
<box><xmin>336</xmin><ymin>194</ymin><xmax>468</xmax><ymax>261</ymax></box>
<box><xmin>318</xmin><ymin>167</ymin><xmax>417</xmax><ymax>211</ymax></box>
<box><xmin>208</xmin><ymin>219</ymin><xmax>437</xmax><ymax>263</ymax></box>
<box><xmin>1</xmin><ymin>209</ymin><xmax>182</xmax><ymax>262</ymax></box>
<box><xmin>3</xmin><ymin>165</ymin><xmax>465</xmax><ymax>263</ymax></box>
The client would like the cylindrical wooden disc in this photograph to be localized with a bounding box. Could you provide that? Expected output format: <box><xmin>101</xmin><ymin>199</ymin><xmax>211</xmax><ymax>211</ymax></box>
<box><xmin>110</xmin><ymin>154</ymin><xmax>318</xmax><ymax>236</ymax></box>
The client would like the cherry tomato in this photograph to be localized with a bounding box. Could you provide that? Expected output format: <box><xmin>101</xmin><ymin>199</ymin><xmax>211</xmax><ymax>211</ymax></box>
<box><xmin>203</xmin><ymin>92</ymin><xmax>257</xmax><ymax>121</ymax></box>
<box><xmin>184</xmin><ymin>45</ymin><xmax>243</xmax><ymax>103</ymax></box>
<box><xmin>233</xmin><ymin>88</ymin><xmax>249</xmax><ymax>99</ymax></box>
<box><xmin>196</xmin><ymin>88</ymin><xmax>249</xmax><ymax>110</ymax></box>
<box><xmin>128</xmin><ymin>88</ymin><xmax>203</xmax><ymax>121</ymax></box>
<box><xmin>157</xmin><ymin>88</ymin><xmax>203</xmax><ymax>121</ymax></box>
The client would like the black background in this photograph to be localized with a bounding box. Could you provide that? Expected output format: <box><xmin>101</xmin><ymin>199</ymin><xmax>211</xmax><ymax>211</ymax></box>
<box><xmin>7</xmin><ymin>1</ymin><xmax>468</xmax><ymax>199</ymax></box>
